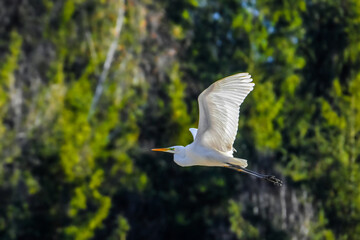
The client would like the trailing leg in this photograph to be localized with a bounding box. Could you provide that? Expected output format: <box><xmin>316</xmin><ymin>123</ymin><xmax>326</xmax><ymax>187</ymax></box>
<box><xmin>225</xmin><ymin>163</ymin><xmax>283</xmax><ymax>186</ymax></box>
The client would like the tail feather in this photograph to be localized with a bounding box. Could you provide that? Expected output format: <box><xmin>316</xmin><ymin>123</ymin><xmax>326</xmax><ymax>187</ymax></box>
<box><xmin>227</xmin><ymin>157</ymin><xmax>248</xmax><ymax>168</ymax></box>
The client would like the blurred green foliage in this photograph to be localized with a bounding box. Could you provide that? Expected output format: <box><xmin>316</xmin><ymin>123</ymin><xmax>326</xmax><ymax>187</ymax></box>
<box><xmin>229</xmin><ymin>200</ymin><xmax>259</xmax><ymax>239</ymax></box>
<box><xmin>0</xmin><ymin>0</ymin><xmax>360</xmax><ymax>239</ymax></box>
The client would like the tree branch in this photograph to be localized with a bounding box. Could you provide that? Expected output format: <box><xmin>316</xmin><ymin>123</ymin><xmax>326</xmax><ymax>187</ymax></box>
<box><xmin>88</xmin><ymin>0</ymin><xmax>125</xmax><ymax>119</ymax></box>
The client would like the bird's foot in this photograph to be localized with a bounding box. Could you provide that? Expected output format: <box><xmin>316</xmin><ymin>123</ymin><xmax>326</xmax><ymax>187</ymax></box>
<box><xmin>264</xmin><ymin>175</ymin><xmax>283</xmax><ymax>187</ymax></box>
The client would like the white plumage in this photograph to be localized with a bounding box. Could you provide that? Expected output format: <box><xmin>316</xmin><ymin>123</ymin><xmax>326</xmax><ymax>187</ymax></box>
<box><xmin>152</xmin><ymin>73</ymin><xmax>282</xmax><ymax>186</ymax></box>
<box><xmin>196</xmin><ymin>73</ymin><xmax>254</xmax><ymax>155</ymax></box>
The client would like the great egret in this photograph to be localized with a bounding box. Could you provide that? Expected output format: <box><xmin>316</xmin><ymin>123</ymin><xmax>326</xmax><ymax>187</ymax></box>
<box><xmin>152</xmin><ymin>73</ymin><xmax>283</xmax><ymax>186</ymax></box>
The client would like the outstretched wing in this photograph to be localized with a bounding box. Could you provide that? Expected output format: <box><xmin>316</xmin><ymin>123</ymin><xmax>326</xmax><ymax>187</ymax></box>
<box><xmin>195</xmin><ymin>73</ymin><xmax>254</xmax><ymax>154</ymax></box>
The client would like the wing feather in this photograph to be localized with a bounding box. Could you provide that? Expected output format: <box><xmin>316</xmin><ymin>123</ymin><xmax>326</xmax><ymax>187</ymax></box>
<box><xmin>189</xmin><ymin>128</ymin><xmax>198</xmax><ymax>140</ymax></box>
<box><xmin>195</xmin><ymin>73</ymin><xmax>254</xmax><ymax>154</ymax></box>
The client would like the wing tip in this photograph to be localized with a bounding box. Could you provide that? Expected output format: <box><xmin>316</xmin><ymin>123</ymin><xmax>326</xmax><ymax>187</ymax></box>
<box><xmin>232</xmin><ymin>72</ymin><xmax>251</xmax><ymax>78</ymax></box>
<box><xmin>225</xmin><ymin>73</ymin><xmax>255</xmax><ymax>88</ymax></box>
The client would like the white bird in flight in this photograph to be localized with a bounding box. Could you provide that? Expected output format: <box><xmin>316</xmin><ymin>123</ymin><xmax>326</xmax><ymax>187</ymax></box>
<box><xmin>152</xmin><ymin>73</ymin><xmax>283</xmax><ymax>186</ymax></box>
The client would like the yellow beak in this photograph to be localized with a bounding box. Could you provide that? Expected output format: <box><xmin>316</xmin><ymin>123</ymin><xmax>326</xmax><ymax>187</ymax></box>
<box><xmin>151</xmin><ymin>148</ymin><xmax>170</xmax><ymax>152</ymax></box>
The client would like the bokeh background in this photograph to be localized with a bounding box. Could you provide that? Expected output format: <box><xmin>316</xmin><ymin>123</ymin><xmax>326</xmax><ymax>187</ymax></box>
<box><xmin>1</xmin><ymin>0</ymin><xmax>360</xmax><ymax>239</ymax></box>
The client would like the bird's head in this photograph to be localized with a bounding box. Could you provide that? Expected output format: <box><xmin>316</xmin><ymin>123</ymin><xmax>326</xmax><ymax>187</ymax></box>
<box><xmin>151</xmin><ymin>146</ymin><xmax>184</xmax><ymax>155</ymax></box>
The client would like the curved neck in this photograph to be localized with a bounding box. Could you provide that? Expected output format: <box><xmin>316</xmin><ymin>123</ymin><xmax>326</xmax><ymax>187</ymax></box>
<box><xmin>173</xmin><ymin>147</ymin><xmax>189</xmax><ymax>166</ymax></box>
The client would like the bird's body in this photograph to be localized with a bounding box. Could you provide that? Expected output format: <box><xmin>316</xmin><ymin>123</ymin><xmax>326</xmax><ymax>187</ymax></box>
<box><xmin>152</xmin><ymin>73</ymin><xmax>283</xmax><ymax>186</ymax></box>
<box><xmin>173</xmin><ymin>135</ymin><xmax>247</xmax><ymax>168</ymax></box>
<box><xmin>173</xmin><ymin>142</ymin><xmax>230</xmax><ymax>167</ymax></box>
